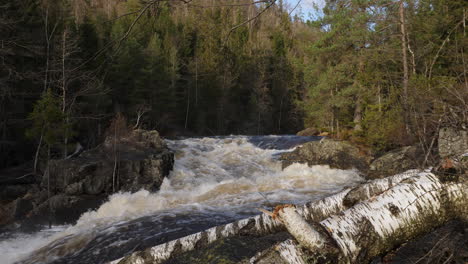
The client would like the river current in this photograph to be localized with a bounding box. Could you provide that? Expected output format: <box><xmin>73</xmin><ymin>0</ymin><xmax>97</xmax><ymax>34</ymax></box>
<box><xmin>1</xmin><ymin>135</ymin><xmax>364</xmax><ymax>264</ymax></box>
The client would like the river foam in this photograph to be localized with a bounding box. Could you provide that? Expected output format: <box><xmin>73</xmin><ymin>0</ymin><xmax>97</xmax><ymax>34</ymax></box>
<box><xmin>74</xmin><ymin>136</ymin><xmax>361</xmax><ymax>227</ymax></box>
<box><xmin>3</xmin><ymin>135</ymin><xmax>364</xmax><ymax>264</ymax></box>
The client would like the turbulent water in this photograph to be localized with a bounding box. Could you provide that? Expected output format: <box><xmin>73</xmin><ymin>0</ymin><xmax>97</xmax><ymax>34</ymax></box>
<box><xmin>1</xmin><ymin>135</ymin><xmax>364</xmax><ymax>264</ymax></box>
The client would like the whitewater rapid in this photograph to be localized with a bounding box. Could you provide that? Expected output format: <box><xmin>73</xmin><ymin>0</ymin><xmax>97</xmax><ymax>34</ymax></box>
<box><xmin>1</xmin><ymin>135</ymin><xmax>364</xmax><ymax>264</ymax></box>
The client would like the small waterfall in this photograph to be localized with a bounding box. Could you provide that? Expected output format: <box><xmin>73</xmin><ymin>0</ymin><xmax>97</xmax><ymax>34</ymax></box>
<box><xmin>1</xmin><ymin>136</ymin><xmax>363</xmax><ymax>264</ymax></box>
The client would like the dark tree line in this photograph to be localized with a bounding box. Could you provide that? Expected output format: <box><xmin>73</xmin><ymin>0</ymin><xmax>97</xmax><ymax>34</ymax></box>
<box><xmin>1</xmin><ymin>0</ymin><xmax>308</xmax><ymax>169</ymax></box>
<box><xmin>0</xmin><ymin>0</ymin><xmax>466</xmax><ymax>169</ymax></box>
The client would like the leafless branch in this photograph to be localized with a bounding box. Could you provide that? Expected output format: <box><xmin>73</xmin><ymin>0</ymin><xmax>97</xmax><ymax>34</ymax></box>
<box><xmin>224</xmin><ymin>0</ymin><xmax>277</xmax><ymax>44</ymax></box>
<box><xmin>428</xmin><ymin>19</ymin><xmax>464</xmax><ymax>79</ymax></box>
<box><xmin>288</xmin><ymin>0</ymin><xmax>302</xmax><ymax>17</ymax></box>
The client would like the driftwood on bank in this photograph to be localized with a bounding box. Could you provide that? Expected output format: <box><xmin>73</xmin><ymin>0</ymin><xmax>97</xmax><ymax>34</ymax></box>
<box><xmin>110</xmin><ymin>170</ymin><xmax>423</xmax><ymax>264</ymax></box>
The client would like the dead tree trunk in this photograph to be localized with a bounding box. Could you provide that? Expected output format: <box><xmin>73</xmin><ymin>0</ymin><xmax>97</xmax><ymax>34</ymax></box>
<box><xmin>399</xmin><ymin>0</ymin><xmax>410</xmax><ymax>133</ymax></box>
<box><xmin>111</xmin><ymin>170</ymin><xmax>466</xmax><ymax>264</ymax></box>
<box><xmin>62</xmin><ymin>29</ymin><xmax>68</xmax><ymax>158</ymax></box>
<box><xmin>272</xmin><ymin>172</ymin><xmax>467</xmax><ymax>264</ymax></box>
<box><xmin>33</xmin><ymin>126</ymin><xmax>45</xmax><ymax>173</ymax></box>
<box><xmin>110</xmin><ymin>170</ymin><xmax>421</xmax><ymax>264</ymax></box>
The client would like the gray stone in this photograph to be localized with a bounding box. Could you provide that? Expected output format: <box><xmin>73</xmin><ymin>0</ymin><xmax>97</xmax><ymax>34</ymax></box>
<box><xmin>64</xmin><ymin>182</ymin><xmax>83</xmax><ymax>195</ymax></box>
<box><xmin>369</xmin><ymin>146</ymin><xmax>423</xmax><ymax>178</ymax></box>
<box><xmin>280</xmin><ymin>139</ymin><xmax>371</xmax><ymax>172</ymax></box>
<box><xmin>438</xmin><ymin>127</ymin><xmax>468</xmax><ymax>158</ymax></box>
<box><xmin>0</xmin><ymin>129</ymin><xmax>174</xmax><ymax>226</ymax></box>
<box><xmin>44</xmin><ymin>129</ymin><xmax>174</xmax><ymax>195</ymax></box>
<box><xmin>296</xmin><ymin>127</ymin><xmax>319</xmax><ymax>136</ymax></box>
<box><xmin>13</xmin><ymin>198</ymin><xmax>33</xmax><ymax>219</ymax></box>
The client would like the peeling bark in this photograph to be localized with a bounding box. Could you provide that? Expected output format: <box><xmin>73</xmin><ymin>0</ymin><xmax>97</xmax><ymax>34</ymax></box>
<box><xmin>279</xmin><ymin>206</ymin><xmax>328</xmax><ymax>252</ymax></box>
<box><xmin>276</xmin><ymin>239</ymin><xmax>307</xmax><ymax>264</ymax></box>
<box><xmin>110</xmin><ymin>170</ymin><xmax>422</xmax><ymax>264</ymax></box>
<box><xmin>273</xmin><ymin>172</ymin><xmax>467</xmax><ymax>264</ymax></box>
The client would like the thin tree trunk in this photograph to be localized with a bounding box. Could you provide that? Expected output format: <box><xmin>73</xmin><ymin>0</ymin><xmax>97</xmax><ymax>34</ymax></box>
<box><xmin>33</xmin><ymin>126</ymin><xmax>45</xmax><ymax>173</ymax></box>
<box><xmin>184</xmin><ymin>85</ymin><xmax>190</xmax><ymax>130</ymax></box>
<box><xmin>112</xmin><ymin>123</ymin><xmax>117</xmax><ymax>193</ymax></box>
<box><xmin>377</xmin><ymin>84</ymin><xmax>382</xmax><ymax>112</ymax></box>
<box><xmin>330</xmin><ymin>89</ymin><xmax>334</xmax><ymax>133</ymax></box>
<box><xmin>422</xmin><ymin>113</ymin><xmax>444</xmax><ymax>167</ymax></box>
<box><xmin>47</xmin><ymin>145</ymin><xmax>51</xmax><ymax>228</ymax></box>
<box><xmin>407</xmin><ymin>32</ymin><xmax>416</xmax><ymax>74</ymax></box>
<box><xmin>62</xmin><ymin>30</ymin><xmax>68</xmax><ymax>158</ymax></box>
<box><xmin>336</xmin><ymin>119</ymin><xmax>340</xmax><ymax>137</ymax></box>
<box><xmin>278</xmin><ymin>96</ymin><xmax>284</xmax><ymax>133</ymax></box>
<box><xmin>63</xmin><ymin>118</ymin><xmax>69</xmax><ymax>159</ymax></box>
<box><xmin>257</xmin><ymin>109</ymin><xmax>261</xmax><ymax>135</ymax></box>
<box><xmin>42</xmin><ymin>6</ymin><xmax>57</xmax><ymax>93</ymax></box>
<box><xmin>354</xmin><ymin>57</ymin><xmax>364</xmax><ymax>132</ymax></box>
<box><xmin>195</xmin><ymin>56</ymin><xmax>198</xmax><ymax>107</ymax></box>
<box><xmin>428</xmin><ymin>20</ymin><xmax>464</xmax><ymax>79</ymax></box>
<box><xmin>353</xmin><ymin>100</ymin><xmax>363</xmax><ymax>132</ymax></box>
<box><xmin>399</xmin><ymin>0</ymin><xmax>410</xmax><ymax>133</ymax></box>
<box><xmin>218</xmin><ymin>71</ymin><xmax>227</xmax><ymax>133</ymax></box>
<box><xmin>43</xmin><ymin>8</ymin><xmax>50</xmax><ymax>93</ymax></box>
<box><xmin>62</xmin><ymin>30</ymin><xmax>66</xmax><ymax>113</ymax></box>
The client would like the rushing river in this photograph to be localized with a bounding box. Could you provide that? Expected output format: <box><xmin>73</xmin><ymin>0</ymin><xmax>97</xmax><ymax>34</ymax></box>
<box><xmin>1</xmin><ymin>135</ymin><xmax>364</xmax><ymax>264</ymax></box>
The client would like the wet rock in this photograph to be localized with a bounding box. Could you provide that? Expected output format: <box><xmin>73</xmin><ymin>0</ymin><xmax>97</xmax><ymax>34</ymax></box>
<box><xmin>0</xmin><ymin>201</ymin><xmax>15</xmax><ymax>225</ymax></box>
<box><xmin>65</xmin><ymin>182</ymin><xmax>84</xmax><ymax>195</ymax></box>
<box><xmin>296</xmin><ymin>127</ymin><xmax>319</xmax><ymax>136</ymax></box>
<box><xmin>13</xmin><ymin>198</ymin><xmax>33</xmax><ymax>219</ymax></box>
<box><xmin>29</xmin><ymin>193</ymin><xmax>105</xmax><ymax>224</ymax></box>
<box><xmin>368</xmin><ymin>146</ymin><xmax>424</xmax><ymax>179</ymax></box>
<box><xmin>1</xmin><ymin>129</ymin><xmax>174</xmax><ymax>226</ymax></box>
<box><xmin>127</xmin><ymin>129</ymin><xmax>166</xmax><ymax>149</ymax></box>
<box><xmin>45</xmin><ymin>129</ymin><xmax>174</xmax><ymax>195</ymax></box>
<box><xmin>438</xmin><ymin>127</ymin><xmax>468</xmax><ymax>158</ymax></box>
<box><xmin>280</xmin><ymin>139</ymin><xmax>371</xmax><ymax>172</ymax></box>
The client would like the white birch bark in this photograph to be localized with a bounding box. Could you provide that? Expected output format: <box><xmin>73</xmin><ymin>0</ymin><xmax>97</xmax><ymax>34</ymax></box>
<box><xmin>109</xmin><ymin>170</ymin><xmax>422</xmax><ymax>264</ymax></box>
<box><xmin>279</xmin><ymin>206</ymin><xmax>327</xmax><ymax>252</ymax></box>
<box><xmin>274</xmin><ymin>172</ymin><xmax>467</xmax><ymax>264</ymax></box>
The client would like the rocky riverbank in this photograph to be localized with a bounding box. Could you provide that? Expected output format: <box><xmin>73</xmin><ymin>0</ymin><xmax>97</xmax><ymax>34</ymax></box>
<box><xmin>0</xmin><ymin>129</ymin><xmax>174</xmax><ymax>227</ymax></box>
<box><xmin>283</xmin><ymin>126</ymin><xmax>468</xmax><ymax>180</ymax></box>
<box><xmin>111</xmin><ymin>127</ymin><xmax>467</xmax><ymax>264</ymax></box>
<box><xmin>1</xmin><ymin>128</ymin><xmax>466</xmax><ymax>264</ymax></box>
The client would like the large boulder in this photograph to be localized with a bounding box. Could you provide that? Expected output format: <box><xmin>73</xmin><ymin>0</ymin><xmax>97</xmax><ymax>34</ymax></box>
<box><xmin>296</xmin><ymin>127</ymin><xmax>319</xmax><ymax>136</ymax></box>
<box><xmin>1</xmin><ymin>129</ymin><xmax>174</xmax><ymax>226</ymax></box>
<box><xmin>45</xmin><ymin>129</ymin><xmax>174</xmax><ymax>196</ymax></box>
<box><xmin>280</xmin><ymin>139</ymin><xmax>371</xmax><ymax>172</ymax></box>
<box><xmin>368</xmin><ymin>146</ymin><xmax>424</xmax><ymax>179</ymax></box>
<box><xmin>12</xmin><ymin>197</ymin><xmax>34</xmax><ymax>219</ymax></box>
<box><xmin>438</xmin><ymin>127</ymin><xmax>468</xmax><ymax>158</ymax></box>
<box><xmin>437</xmin><ymin>127</ymin><xmax>468</xmax><ymax>178</ymax></box>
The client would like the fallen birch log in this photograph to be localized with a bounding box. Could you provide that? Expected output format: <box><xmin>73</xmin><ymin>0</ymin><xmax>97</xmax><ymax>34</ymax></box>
<box><xmin>110</xmin><ymin>170</ymin><xmax>420</xmax><ymax>264</ymax></box>
<box><xmin>271</xmin><ymin>172</ymin><xmax>467</xmax><ymax>264</ymax></box>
